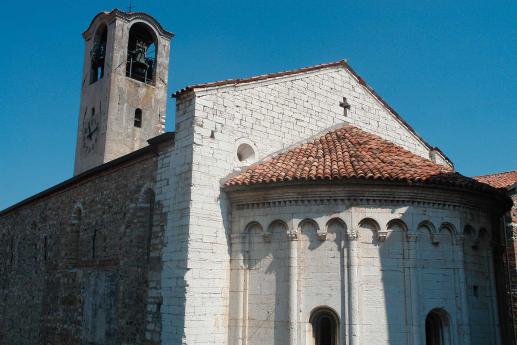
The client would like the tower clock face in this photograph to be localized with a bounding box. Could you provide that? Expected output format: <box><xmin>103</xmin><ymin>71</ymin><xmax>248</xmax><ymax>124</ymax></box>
<box><xmin>82</xmin><ymin>109</ymin><xmax>99</xmax><ymax>153</ymax></box>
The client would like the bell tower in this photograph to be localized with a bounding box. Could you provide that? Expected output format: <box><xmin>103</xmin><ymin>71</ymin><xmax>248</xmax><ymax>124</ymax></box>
<box><xmin>74</xmin><ymin>10</ymin><xmax>173</xmax><ymax>175</ymax></box>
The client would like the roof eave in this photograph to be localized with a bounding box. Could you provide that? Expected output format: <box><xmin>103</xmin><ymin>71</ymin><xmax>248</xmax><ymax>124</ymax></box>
<box><xmin>0</xmin><ymin>132</ymin><xmax>175</xmax><ymax>217</ymax></box>
<box><xmin>222</xmin><ymin>178</ymin><xmax>511</xmax><ymax>213</ymax></box>
<box><xmin>83</xmin><ymin>9</ymin><xmax>174</xmax><ymax>40</ymax></box>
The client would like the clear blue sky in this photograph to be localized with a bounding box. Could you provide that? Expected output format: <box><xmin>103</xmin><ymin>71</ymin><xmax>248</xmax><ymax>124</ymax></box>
<box><xmin>1</xmin><ymin>0</ymin><xmax>516</xmax><ymax>210</ymax></box>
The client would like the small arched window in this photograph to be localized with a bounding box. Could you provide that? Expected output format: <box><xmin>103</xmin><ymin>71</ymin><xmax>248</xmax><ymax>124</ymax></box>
<box><xmin>137</xmin><ymin>187</ymin><xmax>155</xmax><ymax>261</ymax></box>
<box><xmin>425</xmin><ymin>309</ymin><xmax>451</xmax><ymax>345</ymax></box>
<box><xmin>144</xmin><ymin>189</ymin><xmax>155</xmax><ymax>261</ymax></box>
<box><xmin>310</xmin><ymin>307</ymin><xmax>339</xmax><ymax>345</ymax></box>
<box><xmin>126</xmin><ymin>23</ymin><xmax>157</xmax><ymax>84</ymax></box>
<box><xmin>134</xmin><ymin>108</ymin><xmax>142</xmax><ymax>128</ymax></box>
<box><xmin>9</xmin><ymin>237</ymin><xmax>14</xmax><ymax>267</ymax></box>
<box><xmin>90</xmin><ymin>24</ymin><xmax>107</xmax><ymax>84</ymax></box>
<box><xmin>43</xmin><ymin>235</ymin><xmax>48</xmax><ymax>262</ymax></box>
<box><xmin>71</xmin><ymin>206</ymin><xmax>82</xmax><ymax>224</ymax></box>
<box><xmin>71</xmin><ymin>204</ymin><xmax>83</xmax><ymax>259</ymax></box>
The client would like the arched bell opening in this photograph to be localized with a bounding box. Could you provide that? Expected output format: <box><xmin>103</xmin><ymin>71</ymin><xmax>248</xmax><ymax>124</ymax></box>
<box><xmin>310</xmin><ymin>307</ymin><xmax>339</xmax><ymax>345</ymax></box>
<box><xmin>126</xmin><ymin>22</ymin><xmax>157</xmax><ymax>84</ymax></box>
<box><xmin>90</xmin><ymin>23</ymin><xmax>107</xmax><ymax>84</ymax></box>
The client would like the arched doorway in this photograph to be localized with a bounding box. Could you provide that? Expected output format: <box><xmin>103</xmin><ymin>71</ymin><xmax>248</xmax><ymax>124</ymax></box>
<box><xmin>310</xmin><ymin>307</ymin><xmax>339</xmax><ymax>345</ymax></box>
<box><xmin>425</xmin><ymin>309</ymin><xmax>451</xmax><ymax>345</ymax></box>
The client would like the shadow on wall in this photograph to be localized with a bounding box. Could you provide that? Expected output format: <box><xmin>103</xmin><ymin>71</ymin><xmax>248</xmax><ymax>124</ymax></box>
<box><xmin>299</xmin><ymin>218</ymin><xmax>346</xmax><ymax>345</ymax></box>
<box><xmin>243</xmin><ymin>220</ymin><xmax>290</xmax><ymax>345</ymax></box>
<box><xmin>232</xmin><ymin>205</ymin><xmax>501</xmax><ymax>345</ymax></box>
<box><xmin>372</xmin><ymin>217</ymin><xmax>498</xmax><ymax>345</ymax></box>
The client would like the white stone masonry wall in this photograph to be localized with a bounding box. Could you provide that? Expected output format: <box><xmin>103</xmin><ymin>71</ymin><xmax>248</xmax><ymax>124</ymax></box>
<box><xmin>227</xmin><ymin>199</ymin><xmax>501</xmax><ymax>345</ymax></box>
<box><xmin>160</xmin><ymin>93</ymin><xmax>196</xmax><ymax>344</ymax></box>
<box><xmin>172</xmin><ymin>65</ymin><xmax>450</xmax><ymax>344</ymax></box>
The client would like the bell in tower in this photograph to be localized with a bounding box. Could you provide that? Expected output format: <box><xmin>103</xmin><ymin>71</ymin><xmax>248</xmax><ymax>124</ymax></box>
<box><xmin>126</xmin><ymin>23</ymin><xmax>156</xmax><ymax>84</ymax></box>
<box><xmin>74</xmin><ymin>10</ymin><xmax>173</xmax><ymax>175</ymax></box>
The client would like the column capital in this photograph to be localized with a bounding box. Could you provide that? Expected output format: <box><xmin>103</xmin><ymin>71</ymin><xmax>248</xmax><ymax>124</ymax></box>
<box><xmin>347</xmin><ymin>230</ymin><xmax>359</xmax><ymax>241</ymax></box>
<box><xmin>377</xmin><ymin>230</ymin><xmax>388</xmax><ymax>242</ymax></box>
<box><xmin>287</xmin><ymin>230</ymin><xmax>298</xmax><ymax>241</ymax></box>
<box><xmin>406</xmin><ymin>233</ymin><xmax>418</xmax><ymax>242</ymax></box>
<box><xmin>230</xmin><ymin>233</ymin><xmax>242</xmax><ymax>241</ymax></box>
<box><xmin>316</xmin><ymin>231</ymin><xmax>327</xmax><ymax>241</ymax></box>
<box><xmin>454</xmin><ymin>234</ymin><xmax>465</xmax><ymax>245</ymax></box>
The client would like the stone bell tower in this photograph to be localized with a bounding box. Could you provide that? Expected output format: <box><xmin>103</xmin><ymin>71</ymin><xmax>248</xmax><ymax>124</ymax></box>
<box><xmin>74</xmin><ymin>9</ymin><xmax>173</xmax><ymax>175</ymax></box>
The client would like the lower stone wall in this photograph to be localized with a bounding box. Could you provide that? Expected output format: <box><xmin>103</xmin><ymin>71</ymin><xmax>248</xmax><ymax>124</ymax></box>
<box><xmin>0</xmin><ymin>152</ymin><xmax>165</xmax><ymax>345</ymax></box>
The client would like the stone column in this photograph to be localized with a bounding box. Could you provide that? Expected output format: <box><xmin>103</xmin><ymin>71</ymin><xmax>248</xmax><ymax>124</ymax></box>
<box><xmin>288</xmin><ymin>230</ymin><xmax>298</xmax><ymax>345</ymax></box>
<box><xmin>454</xmin><ymin>235</ymin><xmax>471</xmax><ymax>345</ymax></box>
<box><xmin>230</xmin><ymin>233</ymin><xmax>245</xmax><ymax>345</ymax></box>
<box><xmin>347</xmin><ymin>230</ymin><xmax>360</xmax><ymax>345</ymax></box>
<box><xmin>407</xmin><ymin>232</ymin><xmax>420</xmax><ymax>345</ymax></box>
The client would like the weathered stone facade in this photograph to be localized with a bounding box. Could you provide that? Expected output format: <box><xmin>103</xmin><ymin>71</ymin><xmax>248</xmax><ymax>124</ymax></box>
<box><xmin>502</xmin><ymin>186</ymin><xmax>517</xmax><ymax>341</ymax></box>
<box><xmin>473</xmin><ymin>172</ymin><xmax>517</xmax><ymax>342</ymax></box>
<box><xmin>0</xmin><ymin>135</ymin><xmax>173</xmax><ymax>345</ymax></box>
<box><xmin>74</xmin><ymin>10</ymin><xmax>172</xmax><ymax>175</ymax></box>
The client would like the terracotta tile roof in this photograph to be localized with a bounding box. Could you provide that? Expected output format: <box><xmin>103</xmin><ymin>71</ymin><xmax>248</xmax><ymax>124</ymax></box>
<box><xmin>172</xmin><ymin>60</ymin><xmax>452</xmax><ymax>166</ymax></box>
<box><xmin>224</xmin><ymin>125</ymin><xmax>496</xmax><ymax>194</ymax></box>
<box><xmin>474</xmin><ymin>171</ymin><xmax>517</xmax><ymax>189</ymax></box>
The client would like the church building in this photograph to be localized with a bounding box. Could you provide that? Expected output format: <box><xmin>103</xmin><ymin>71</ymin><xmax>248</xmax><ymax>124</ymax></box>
<box><xmin>1</xmin><ymin>9</ymin><xmax>516</xmax><ymax>345</ymax></box>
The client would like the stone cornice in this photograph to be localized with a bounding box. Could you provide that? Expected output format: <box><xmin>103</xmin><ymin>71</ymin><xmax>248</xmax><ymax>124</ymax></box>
<box><xmin>227</xmin><ymin>182</ymin><xmax>503</xmax><ymax>215</ymax></box>
<box><xmin>83</xmin><ymin>9</ymin><xmax>174</xmax><ymax>40</ymax></box>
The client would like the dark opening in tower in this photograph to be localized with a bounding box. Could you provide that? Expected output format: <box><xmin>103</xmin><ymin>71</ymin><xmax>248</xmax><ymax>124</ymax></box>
<box><xmin>310</xmin><ymin>307</ymin><xmax>339</xmax><ymax>345</ymax></box>
<box><xmin>425</xmin><ymin>309</ymin><xmax>451</xmax><ymax>345</ymax></box>
<box><xmin>126</xmin><ymin>23</ymin><xmax>157</xmax><ymax>84</ymax></box>
<box><xmin>90</xmin><ymin>24</ymin><xmax>107</xmax><ymax>84</ymax></box>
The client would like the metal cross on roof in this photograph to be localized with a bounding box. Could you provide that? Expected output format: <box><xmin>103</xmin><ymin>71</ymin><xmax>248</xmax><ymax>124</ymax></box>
<box><xmin>339</xmin><ymin>97</ymin><xmax>351</xmax><ymax>117</ymax></box>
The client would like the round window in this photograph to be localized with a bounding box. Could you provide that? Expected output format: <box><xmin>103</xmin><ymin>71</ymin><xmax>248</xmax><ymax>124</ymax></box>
<box><xmin>237</xmin><ymin>143</ymin><xmax>255</xmax><ymax>163</ymax></box>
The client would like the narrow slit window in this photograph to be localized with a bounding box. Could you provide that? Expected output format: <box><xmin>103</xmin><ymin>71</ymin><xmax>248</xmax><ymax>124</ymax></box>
<box><xmin>92</xmin><ymin>228</ymin><xmax>97</xmax><ymax>259</ymax></box>
<box><xmin>473</xmin><ymin>285</ymin><xmax>479</xmax><ymax>297</ymax></box>
<box><xmin>44</xmin><ymin>236</ymin><xmax>48</xmax><ymax>262</ymax></box>
<box><xmin>146</xmin><ymin>192</ymin><xmax>155</xmax><ymax>261</ymax></box>
<box><xmin>134</xmin><ymin>108</ymin><xmax>142</xmax><ymax>128</ymax></box>
<box><xmin>9</xmin><ymin>238</ymin><xmax>14</xmax><ymax>267</ymax></box>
